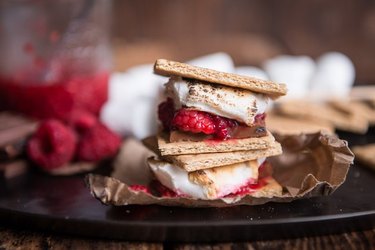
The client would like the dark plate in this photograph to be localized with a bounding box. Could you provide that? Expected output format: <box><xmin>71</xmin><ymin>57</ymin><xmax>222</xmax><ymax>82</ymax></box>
<box><xmin>0</xmin><ymin>129</ymin><xmax>374</xmax><ymax>243</ymax></box>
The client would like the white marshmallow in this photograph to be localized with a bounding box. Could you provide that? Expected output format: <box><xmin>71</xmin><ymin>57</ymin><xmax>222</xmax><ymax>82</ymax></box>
<box><xmin>187</xmin><ymin>52</ymin><xmax>235</xmax><ymax>73</ymax></box>
<box><xmin>148</xmin><ymin>159</ymin><xmax>262</xmax><ymax>199</ymax></box>
<box><xmin>309</xmin><ymin>52</ymin><xmax>355</xmax><ymax>101</ymax></box>
<box><xmin>235</xmin><ymin>66</ymin><xmax>269</xmax><ymax>80</ymax></box>
<box><xmin>100</xmin><ymin>64</ymin><xmax>164</xmax><ymax>138</ymax></box>
<box><xmin>167</xmin><ymin>77</ymin><xmax>269</xmax><ymax>125</ymax></box>
<box><xmin>149</xmin><ymin>160</ymin><xmax>207</xmax><ymax>199</ymax></box>
<box><xmin>263</xmin><ymin>55</ymin><xmax>316</xmax><ymax>99</ymax></box>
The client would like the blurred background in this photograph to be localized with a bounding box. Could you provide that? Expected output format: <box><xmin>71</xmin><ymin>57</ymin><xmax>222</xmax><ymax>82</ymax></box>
<box><xmin>112</xmin><ymin>0</ymin><xmax>375</xmax><ymax>84</ymax></box>
<box><xmin>0</xmin><ymin>0</ymin><xmax>374</xmax><ymax>189</ymax></box>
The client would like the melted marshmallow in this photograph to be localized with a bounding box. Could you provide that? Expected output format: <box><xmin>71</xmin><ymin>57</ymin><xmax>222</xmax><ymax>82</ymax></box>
<box><xmin>166</xmin><ymin>77</ymin><xmax>269</xmax><ymax>126</ymax></box>
<box><xmin>148</xmin><ymin>158</ymin><xmax>264</xmax><ymax>200</ymax></box>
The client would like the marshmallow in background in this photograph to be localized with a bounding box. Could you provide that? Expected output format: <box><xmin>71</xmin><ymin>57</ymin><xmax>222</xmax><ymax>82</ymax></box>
<box><xmin>187</xmin><ymin>52</ymin><xmax>235</xmax><ymax>72</ymax></box>
<box><xmin>309</xmin><ymin>52</ymin><xmax>355</xmax><ymax>101</ymax></box>
<box><xmin>100</xmin><ymin>64</ymin><xmax>165</xmax><ymax>139</ymax></box>
<box><xmin>235</xmin><ymin>66</ymin><xmax>269</xmax><ymax>80</ymax></box>
<box><xmin>263</xmin><ymin>55</ymin><xmax>316</xmax><ymax>99</ymax></box>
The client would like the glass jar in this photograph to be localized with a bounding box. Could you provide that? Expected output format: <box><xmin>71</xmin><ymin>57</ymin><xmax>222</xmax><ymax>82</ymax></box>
<box><xmin>0</xmin><ymin>0</ymin><xmax>112</xmax><ymax>119</ymax></box>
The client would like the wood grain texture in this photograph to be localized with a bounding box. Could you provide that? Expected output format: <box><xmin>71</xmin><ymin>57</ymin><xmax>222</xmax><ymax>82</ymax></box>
<box><xmin>1</xmin><ymin>227</ymin><xmax>374</xmax><ymax>249</ymax></box>
<box><xmin>0</xmin><ymin>227</ymin><xmax>162</xmax><ymax>250</ymax></box>
<box><xmin>112</xmin><ymin>0</ymin><xmax>375</xmax><ymax>84</ymax></box>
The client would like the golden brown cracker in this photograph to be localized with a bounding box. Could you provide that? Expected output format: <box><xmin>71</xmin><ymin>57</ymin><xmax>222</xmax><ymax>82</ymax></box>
<box><xmin>154</xmin><ymin>59</ymin><xmax>287</xmax><ymax>97</ymax></box>
<box><xmin>157</xmin><ymin>131</ymin><xmax>276</xmax><ymax>156</ymax></box>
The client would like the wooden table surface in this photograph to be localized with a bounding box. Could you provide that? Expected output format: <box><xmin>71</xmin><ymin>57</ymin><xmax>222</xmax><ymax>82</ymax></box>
<box><xmin>1</xmin><ymin>227</ymin><xmax>374</xmax><ymax>249</ymax></box>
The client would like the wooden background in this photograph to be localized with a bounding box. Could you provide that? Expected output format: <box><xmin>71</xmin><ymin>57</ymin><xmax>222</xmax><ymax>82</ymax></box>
<box><xmin>111</xmin><ymin>0</ymin><xmax>375</xmax><ymax>84</ymax></box>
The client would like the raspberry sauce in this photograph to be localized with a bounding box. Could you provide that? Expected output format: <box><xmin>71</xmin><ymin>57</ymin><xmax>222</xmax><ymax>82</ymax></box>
<box><xmin>230</xmin><ymin>177</ymin><xmax>269</xmax><ymax>196</ymax></box>
<box><xmin>129</xmin><ymin>181</ymin><xmax>180</xmax><ymax>198</ymax></box>
<box><xmin>129</xmin><ymin>185</ymin><xmax>152</xmax><ymax>194</ymax></box>
<box><xmin>0</xmin><ymin>72</ymin><xmax>109</xmax><ymax>120</ymax></box>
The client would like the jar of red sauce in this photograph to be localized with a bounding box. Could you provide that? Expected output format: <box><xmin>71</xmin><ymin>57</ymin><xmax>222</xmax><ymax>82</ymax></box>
<box><xmin>0</xmin><ymin>0</ymin><xmax>111</xmax><ymax>120</ymax></box>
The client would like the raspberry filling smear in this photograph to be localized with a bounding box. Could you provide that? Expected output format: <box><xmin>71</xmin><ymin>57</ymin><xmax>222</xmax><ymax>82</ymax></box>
<box><xmin>129</xmin><ymin>162</ymin><xmax>273</xmax><ymax>199</ymax></box>
<box><xmin>157</xmin><ymin>99</ymin><xmax>267</xmax><ymax>141</ymax></box>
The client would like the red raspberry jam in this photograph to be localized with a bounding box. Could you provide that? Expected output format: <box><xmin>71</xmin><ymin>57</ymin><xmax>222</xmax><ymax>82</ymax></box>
<box><xmin>0</xmin><ymin>72</ymin><xmax>109</xmax><ymax>120</ymax></box>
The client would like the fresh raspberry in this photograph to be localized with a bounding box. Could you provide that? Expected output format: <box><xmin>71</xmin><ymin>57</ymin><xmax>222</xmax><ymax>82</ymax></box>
<box><xmin>212</xmin><ymin>115</ymin><xmax>238</xmax><ymax>140</ymax></box>
<box><xmin>170</xmin><ymin>109</ymin><xmax>264</xmax><ymax>140</ymax></box>
<box><xmin>158</xmin><ymin>98</ymin><xmax>175</xmax><ymax>130</ymax></box>
<box><xmin>76</xmin><ymin>123</ymin><xmax>121</xmax><ymax>162</ymax></box>
<box><xmin>65</xmin><ymin>109</ymin><xmax>97</xmax><ymax>133</ymax></box>
<box><xmin>27</xmin><ymin>119</ymin><xmax>76</xmax><ymax>170</ymax></box>
<box><xmin>171</xmin><ymin>109</ymin><xmax>216</xmax><ymax>134</ymax></box>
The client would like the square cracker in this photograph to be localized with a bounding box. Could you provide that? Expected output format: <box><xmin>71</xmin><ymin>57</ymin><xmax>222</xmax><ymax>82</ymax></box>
<box><xmin>329</xmin><ymin>100</ymin><xmax>375</xmax><ymax>125</ymax></box>
<box><xmin>266</xmin><ymin>112</ymin><xmax>334</xmax><ymax>135</ymax></box>
<box><xmin>277</xmin><ymin>100</ymin><xmax>369</xmax><ymax>134</ymax></box>
<box><xmin>154</xmin><ymin>59</ymin><xmax>287</xmax><ymax>98</ymax></box>
<box><xmin>156</xmin><ymin>131</ymin><xmax>276</xmax><ymax>156</ymax></box>
<box><xmin>168</xmin><ymin>142</ymin><xmax>282</xmax><ymax>171</ymax></box>
<box><xmin>143</xmin><ymin>136</ymin><xmax>282</xmax><ymax>172</ymax></box>
<box><xmin>352</xmin><ymin>144</ymin><xmax>375</xmax><ymax>170</ymax></box>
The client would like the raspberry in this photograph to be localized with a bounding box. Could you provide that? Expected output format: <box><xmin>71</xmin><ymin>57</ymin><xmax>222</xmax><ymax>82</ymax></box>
<box><xmin>255</xmin><ymin>113</ymin><xmax>266</xmax><ymax>122</ymax></box>
<box><xmin>212</xmin><ymin>115</ymin><xmax>238</xmax><ymax>140</ymax></box>
<box><xmin>76</xmin><ymin>123</ymin><xmax>121</xmax><ymax>162</ymax></box>
<box><xmin>27</xmin><ymin>119</ymin><xmax>76</xmax><ymax>170</ymax></box>
<box><xmin>170</xmin><ymin>109</ymin><xmax>264</xmax><ymax>140</ymax></box>
<box><xmin>65</xmin><ymin>109</ymin><xmax>97</xmax><ymax>133</ymax></box>
<box><xmin>172</xmin><ymin>109</ymin><xmax>216</xmax><ymax>134</ymax></box>
<box><xmin>158</xmin><ymin>98</ymin><xmax>175</xmax><ymax>130</ymax></box>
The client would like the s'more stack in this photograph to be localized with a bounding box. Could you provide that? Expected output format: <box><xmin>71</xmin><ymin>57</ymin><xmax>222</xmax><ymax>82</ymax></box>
<box><xmin>145</xmin><ymin>59</ymin><xmax>288</xmax><ymax>200</ymax></box>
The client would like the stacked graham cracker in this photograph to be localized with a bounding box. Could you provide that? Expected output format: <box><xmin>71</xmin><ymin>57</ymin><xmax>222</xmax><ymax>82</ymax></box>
<box><xmin>144</xmin><ymin>59</ymin><xmax>287</xmax><ymax>200</ymax></box>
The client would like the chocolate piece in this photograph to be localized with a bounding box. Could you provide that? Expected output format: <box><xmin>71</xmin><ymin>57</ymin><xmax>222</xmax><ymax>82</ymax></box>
<box><xmin>170</xmin><ymin>125</ymin><xmax>267</xmax><ymax>142</ymax></box>
<box><xmin>0</xmin><ymin>160</ymin><xmax>28</xmax><ymax>179</ymax></box>
<box><xmin>0</xmin><ymin>112</ymin><xmax>37</xmax><ymax>161</ymax></box>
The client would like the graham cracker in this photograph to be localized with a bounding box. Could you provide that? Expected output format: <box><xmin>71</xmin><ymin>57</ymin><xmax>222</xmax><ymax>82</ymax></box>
<box><xmin>156</xmin><ymin>131</ymin><xmax>276</xmax><ymax>156</ymax></box>
<box><xmin>276</xmin><ymin>100</ymin><xmax>369</xmax><ymax>134</ymax></box>
<box><xmin>247</xmin><ymin>176</ymin><xmax>283</xmax><ymax>198</ymax></box>
<box><xmin>170</xmin><ymin>142</ymin><xmax>281</xmax><ymax>171</ymax></box>
<box><xmin>329</xmin><ymin>100</ymin><xmax>375</xmax><ymax>125</ymax></box>
<box><xmin>143</xmin><ymin>136</ymin><xmax>282</xmax><ymax>171</ymax></box>
<box><xmin>154</xmin><ymin>59</ymin><xmax>287</xmax><ymax>98</ymax></box>
<box><xmin>352</xmin><ymin>144</ymin><xmax>375</xmax><ymax>171</ymax></box>
<box><xmin>266</xmin><ymin>112</ymin><xmax>334</xmax><ymax>135</ymax></box>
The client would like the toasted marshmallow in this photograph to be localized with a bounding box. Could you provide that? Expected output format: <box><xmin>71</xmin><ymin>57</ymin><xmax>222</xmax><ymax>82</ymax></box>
<box><xmin>148</xmin><ymin>157</ymin><xmax>265</xmax><ymax>200</ymax></box>
<box><xmin>166</xmin><ymin>77</ymin><xmax>269</xmax><ymax>126</ymax></box>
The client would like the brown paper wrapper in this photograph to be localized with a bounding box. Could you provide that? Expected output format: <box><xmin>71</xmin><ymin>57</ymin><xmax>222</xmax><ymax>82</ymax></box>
<box><xmin>86</xmin><ymin>132</ymin><xmax>354</xmax><ymax>207</ymax></box>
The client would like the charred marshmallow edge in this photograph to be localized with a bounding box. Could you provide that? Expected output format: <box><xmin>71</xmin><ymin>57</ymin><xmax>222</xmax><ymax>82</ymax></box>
<box><xmin>166</xmin><ymin>76</ymin><xmax>269</xmax><ymax>126</ymax></box>
<box><xmin>149</xmin><ymin>158</ymin><xmax>266</xmax><ymax>200</ymax></box>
